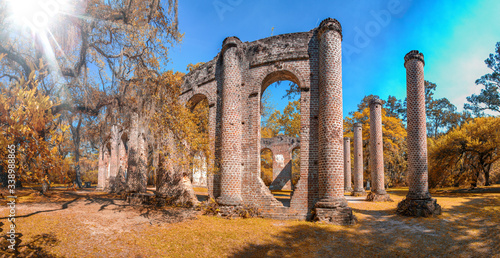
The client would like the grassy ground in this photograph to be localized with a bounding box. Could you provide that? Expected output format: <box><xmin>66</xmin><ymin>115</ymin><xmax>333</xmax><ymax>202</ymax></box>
<box><xmin>0</xmin><ymin>185</ymin><xmax>499</xmax><ymax>257</ymax></box>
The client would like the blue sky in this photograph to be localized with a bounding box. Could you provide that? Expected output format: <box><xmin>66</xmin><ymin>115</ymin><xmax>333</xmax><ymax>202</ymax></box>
<box><xmin>167</xmin><ymin>0</ymin><xmax>500</xmax><ymax>117</ymax></box>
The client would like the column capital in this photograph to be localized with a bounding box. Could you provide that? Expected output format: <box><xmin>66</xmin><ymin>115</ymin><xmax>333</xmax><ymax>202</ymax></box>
<box><xmin>369</xmin><ymin>97</ymin><xmax>383</xmax><ymax>108</ymax></box>
<box><xmin>222</xmin><ymin>36</ymin><xmax>242</xmax><ymax>53</ymax></box>
<box><xmin>317</xmin><ymin>18</ymin><xmax>342</xmax><ymax>40</ymax></box>
<box><xmin>343</xmin><ymin>137</ymin><xmax>350</xmax><ymax>142</ymax></box>
<box><xmin>404</xmin><ymin>50</ymin><xmax>425</xmax><ymax>67</ymax></box>
<box><xmin>353</xmin><ymin>122</ymin><xmax>363</xmax><ymax>128</ymax></box>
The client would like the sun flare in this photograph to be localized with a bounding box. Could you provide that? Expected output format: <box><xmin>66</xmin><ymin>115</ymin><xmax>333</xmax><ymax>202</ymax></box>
<box><xmin>6</xmin><ymin>0</ymin><xmax>67</xmax><ymax>33</ymax></box>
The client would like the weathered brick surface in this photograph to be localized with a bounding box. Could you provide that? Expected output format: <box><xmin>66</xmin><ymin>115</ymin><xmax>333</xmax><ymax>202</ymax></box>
<box><xmin>397</xmin><ymin>50</ymin><xmax>440</xmax><ymax>216</ymax></box>
<box><xmin>352</xmin><ymin>123</ymin><xmax>366</xmax><ymax>196</ymax></box>
<box><xmin>217</xmin><ymin>37</ymin><xmax>244</xmax><ymax>206</ymax></box>
<box><xmin>108</xmin><ymin>125</ymin><xmax>120</xmax><ymax>183</ymax></box>
<box><xmin>261</xmin><ymin>136</ymin><xmax>300</xmax><ymax>191</ymax></box>
<box><xmin>97</xmin><ymin>125</ymin><xmax>129</xmax><ymax>190</ymax></box>
<box><xmin>97</xmin><ymin>144</ymin><xmax>109</xmax><ymax>190</ymax></box>
<box><xmin>366</xmin><ymin>98</ymin><xmax>392</xmax><ymax>202</ymax></box>
<box><xmin>179</xmin><ymin>18</ymin><xmax>354</xmax><ymax>223</ymax></box>
<box><xmin>343</xmin><ymin>137</ymin><xmax>352</xmax><ymax>192</ymax></box>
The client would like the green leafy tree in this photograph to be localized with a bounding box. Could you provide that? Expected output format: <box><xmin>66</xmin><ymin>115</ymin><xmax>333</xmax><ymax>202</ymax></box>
<box><xmin>465</xmin><ymin>42</ymin><xmax>500</xmax><ymax>115</ymax></box>
<box><xmin>385</xmin><ymin>95</ymin><xmax>405</xmax><ymax>120</ymax></box>
<box><xmin>427</xmin><ymin>97</ymin><xmax>458</xmax><ymax>138</ymax></box>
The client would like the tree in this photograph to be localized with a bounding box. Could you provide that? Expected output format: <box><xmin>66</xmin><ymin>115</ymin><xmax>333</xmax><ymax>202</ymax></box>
<box><xmin>465</xmin><ymin>42</ymin><xmax>500</xmax><ymax>115</ymax></box>
<box><xmin>0</xmin><ymin>0</ymin><xmax>181</xmax><ymax>190</ymax></box>
<box><xmin>385</xmin><ymin>95</ymin><xmax>405</xmax><ymax>120</ymax></box>
<box><xmin>421</xmin><ymin>81</ymin><xmax>462</xmax><ymax>138</ymax></box>
<box><xmin>0</xmin><ymin>67</ymin><xmax>66</xmax><ymax>189</ymax></box>
<box><xmin>260</xmin><ymin>149</ymin><xmax>273</xmax><ymax>186</ymax></box>
<box><xmin>151</xmin><ymin>70</ymin><xmax>210</xmax><ymax>205</ymax></box>
<box><xmin>428</xmin><ymin>117</ymin><xmax>500</xmax><ymax>187</ymax></box>
<box><xmin>263</xmin><ymin>100</ymin><xmax>300</xmax><ymax>138</ymax></box>
<box><xmin>427</xmin><ymin>97</ymin><xmax>458</xmax><ymax>138</ymax></box>
<box><xmin>291</xmin><ymin>148</ymin><xmax>300</xmax><ymax>187</ymax></box>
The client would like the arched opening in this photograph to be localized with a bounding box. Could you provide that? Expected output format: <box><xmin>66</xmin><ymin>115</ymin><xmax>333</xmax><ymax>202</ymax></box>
<box><xmin>192</xmin><ymin>152</ymin><xmax>207</xmax><ymax>187</ymax></box>
<box><xmin>187</xmin><ymin>94</ymin><xmax>210</xmax><ymax>199</ymax></box>
<box><xmin>260</xmin><ymin>71</ymin><xmax>301</xmax><ymax>207</ymax></box>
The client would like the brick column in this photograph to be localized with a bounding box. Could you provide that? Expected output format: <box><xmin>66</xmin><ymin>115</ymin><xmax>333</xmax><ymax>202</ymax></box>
<box><xmin>343</xmin><ymin>137</ymin><xmax>353</xmax><ymax>192</ymax></box>
<box><xmin>97</xmin><ymin>144</ymin><xmax>109</xmax><ymax>190</ymax></box>
<box><xmin>351</xmin><ymin>122</ymin><xmax>366</xmax><ymax>196</ymax></box>
<box><xmin>216</xmin><ymin>37</ymin><xmax>243</xmax><ymax>206</ymax></box>
<box><xmin>397</xmin><ymin>50</ymin><xmax>441</xmax><ymax>216</ymax></box>
<box><xmin>207</xmin><ymin>105</ymin><xmax>219</xmax><ymax>198</ymax></box>
<box><xmin>109</xmin><ymin>125</ymin><xmax>120</xmax><ymax>181</ymax></box>
<box><xmin>314</xmin><ymin>18</ymin><xmax>355</xmax><ymax>225</ymax></box>
<box><xmin>366</xmin><ymin>97</ymin><xmax>392</xmax><ymax>202</ymax></box>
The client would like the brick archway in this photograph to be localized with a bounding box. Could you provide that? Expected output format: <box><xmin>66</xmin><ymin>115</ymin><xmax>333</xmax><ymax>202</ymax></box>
<box><xmin>179</xmin><ymin>18</ymin><xmax>355</xmax><ymax>223</ymax></box>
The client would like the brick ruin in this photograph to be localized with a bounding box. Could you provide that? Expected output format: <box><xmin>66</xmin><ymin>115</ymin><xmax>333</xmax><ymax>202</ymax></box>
<box><xmin>343</xmin><ymin>137</ymin><xmax>352</xmax><ymax>192</ymax></box>
<box><xmin>351</xmin><ymin>122</ymin><xmax>366</xmax><ymax>196</ymax></box>
<box><xmin>397</xmin><ymin>51</ymin><xmax>441</xmax><ymax>217</ymax></box>
<box><xmin>261</xmin><ymin>135</ymin><xmax>300</xmax><ymax>191</ymax></box>
<box><xmin>366</xmin><ymin>97</ymin><xmax>393</xmax><ymax>202</ymax></box>
<box><xmin>178</xmin><ymin>18</ymin><xmax>355</xmax><ymax>224</ymax></box>
<box><xmin>96</xmin><ymin>18</ymin><xmax>440</xmax><ymax>222</ymax></box>
<box><xmin>97</xmin><ymin>125</ymin><xmax>128</xmax><ymax>190</ymax></box>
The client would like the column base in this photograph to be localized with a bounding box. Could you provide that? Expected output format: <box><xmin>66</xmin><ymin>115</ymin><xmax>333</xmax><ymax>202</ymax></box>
<box><xmin>315</xmin><ymin>197</ymin><xmax>348</xmax><ymax>208</ymax></box>
<box><xmin>344</xmin><ymin>187</ymin><xmax>353</xmax><ymax>193</ymax></box>
<box><xmin>313</xmin><ymin>197</ymin><xmax>356</xmax><ymax>225</ymax></box>
<box><xmin>366</xmin><ymin>192</ymin><xmax>393</xmax><ymax>202</ymax></box>
<box><xmin>216</xmin><ymin>195</ymin><xmax>243</xmax><ymax>206</ymax></box>
<box><xmin>397</xmin><ymin>198</ymin><xmax>441</xmax><ymax>217</ymax></box>
<box><xmin>351</xmin><ymin>189</ymin><xmax>366</xmax><ymax>196</ymax></box>
<box><xmin>313</xmin><ymin>206</ymin><xmax>356</xmax><ymax>225</ymax></box>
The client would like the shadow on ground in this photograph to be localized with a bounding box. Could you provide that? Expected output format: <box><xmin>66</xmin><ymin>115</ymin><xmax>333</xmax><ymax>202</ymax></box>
<box><xmin>0</xmin><ymin>232</ymin><xmax>59</xmax><ymax>258</ymax></box>
<box><xmin>230</xmin><ymin>193</ymin><xmax>500</xmax><ymax>257</ymax></box>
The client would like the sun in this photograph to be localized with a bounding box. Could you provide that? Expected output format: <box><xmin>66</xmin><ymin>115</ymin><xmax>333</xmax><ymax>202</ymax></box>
<box><xmin>6</xmin><ymin>0</ymin><xmax>67</xmax><ymax>33</ymax></box>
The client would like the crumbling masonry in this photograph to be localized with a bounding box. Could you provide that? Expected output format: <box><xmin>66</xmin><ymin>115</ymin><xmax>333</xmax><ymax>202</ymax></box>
<box><xmin>261</xmin><ymin>136</ymin><xmax>300</xmax><ymax>191</ymax></box>
<box><xmin>178</xmin><ymin>18</ymin><xmax>355</xmax><ymax>224</ymax></box>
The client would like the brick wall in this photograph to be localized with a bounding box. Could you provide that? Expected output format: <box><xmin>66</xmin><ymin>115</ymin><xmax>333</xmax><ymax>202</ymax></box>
<box><xmin>261</xmin><ymin>136</ymin><xmax>300</xmax><ymax>191</ymax></box>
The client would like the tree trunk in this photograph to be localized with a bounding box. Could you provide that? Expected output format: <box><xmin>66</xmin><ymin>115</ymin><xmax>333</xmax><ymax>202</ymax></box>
<box><xmin>484</xmin><ymin>163</ymin><xmax>491</xmax><ymax>186</ymax></box>
<box><xmin>156</xmin><ymin>132</ymin><xmax>198</xmax><ymax>207</ymax></box>
<box><xmin>70</xmin><ymin>115</ymin><xmax>83</xmax><ymax>188</ymax></box>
